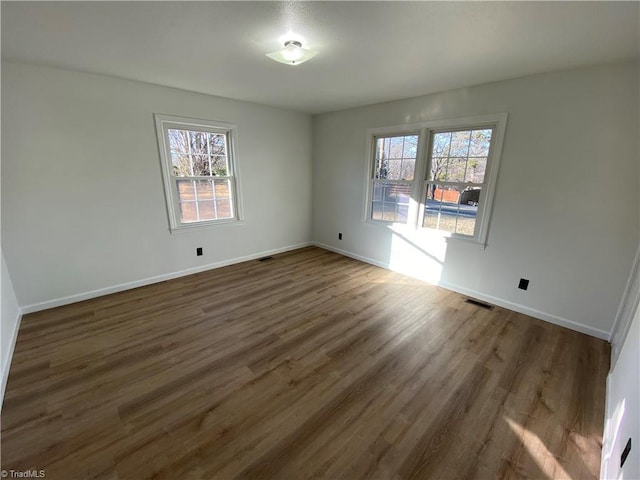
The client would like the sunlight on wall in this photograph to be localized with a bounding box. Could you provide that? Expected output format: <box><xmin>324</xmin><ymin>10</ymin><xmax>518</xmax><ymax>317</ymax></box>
<box><xmin>387</xmin><ymin>224</ymin><xmax>447</xmax><ymax>285</ymax></box>
<box><xmin>505</xmin><ymin>416</ymin><xmax>567</xmax><ymax>480</ymax></box>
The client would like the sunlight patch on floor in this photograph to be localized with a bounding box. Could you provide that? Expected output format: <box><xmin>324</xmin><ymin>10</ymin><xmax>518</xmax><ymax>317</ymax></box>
<box><xmin>505</xmin><ymin>415</ymin><xmax>569</xmax><ymax>480</ymax></box>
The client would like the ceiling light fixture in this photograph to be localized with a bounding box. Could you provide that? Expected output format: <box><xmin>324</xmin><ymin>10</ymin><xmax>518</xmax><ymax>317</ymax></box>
<box><xmin>266</xmin><ymin>40</ymin><xmax>318</xmax><ymax>66</ymax></box>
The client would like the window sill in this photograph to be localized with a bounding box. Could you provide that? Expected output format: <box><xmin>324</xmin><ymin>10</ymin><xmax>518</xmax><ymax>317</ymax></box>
<box><xmin>169</xmin><ymin>219</ymin><xmax>245</xmax><ymax>234</ymax></box>
<box><xmin>444</xmin><ymin>234</ymin><xmax>488</xmax><ymax>249</ymax></box>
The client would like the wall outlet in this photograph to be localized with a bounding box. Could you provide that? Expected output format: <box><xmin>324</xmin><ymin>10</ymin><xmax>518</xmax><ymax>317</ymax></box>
<box><xmin>621</xmin><ymin>437</ymin><xmax>631</xmax><ymax>467</ymax></box>
<box><xmin>338</xmin><ymin>232</ymin><xmax>343</xmax><ymax>240</ymax></box>
<box><xmin>518</xmin><ymin>278</ymin><xmax>529</xmax><ymax>290</ymax></box>
<box><xmin>196</xmin><ymin>247</ymin><xmax>203</xmax><ymax>256</ymax></box>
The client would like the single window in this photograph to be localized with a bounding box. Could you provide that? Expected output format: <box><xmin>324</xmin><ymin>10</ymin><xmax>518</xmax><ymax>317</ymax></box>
<box><xmin>423</xmin><ymin>128</ymin><xmax>493</xmax><ymax>237</ymax></box>
<box><xmin>155</xmin><ymin>115</ymin><xmax>241</xmax><ymax>231</ymax></box>
<box><xmin>365</xmin><ymin>114</ymin><xmax>506</xmax><ymax>244</ymax></box>
<box><xmin>370</xmin><ymin>134</ymin><xmax>419</xmax><ymax>224</ymax></box>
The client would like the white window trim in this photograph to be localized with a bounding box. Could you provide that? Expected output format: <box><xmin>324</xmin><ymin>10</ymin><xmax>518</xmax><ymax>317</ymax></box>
<box><xmin>363</xmin><ymin>113</ymin><xmax>508</xmax><ymax>246</ymax></box>
<box><xmin>154</xmin><ymin>114</ymin><xmax>244</xmax><ymax>233</ymax></box>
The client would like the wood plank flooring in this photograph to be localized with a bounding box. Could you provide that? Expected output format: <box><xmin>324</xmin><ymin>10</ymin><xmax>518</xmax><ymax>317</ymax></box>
<box><xmin>1</xmin><ymin>246</ymin><xmax>610</xmax><ymax>479</ymax></box>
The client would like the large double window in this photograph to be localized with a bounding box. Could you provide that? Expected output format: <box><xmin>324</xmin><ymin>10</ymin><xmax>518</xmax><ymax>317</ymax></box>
<box><xmin>155</xmin><ymin>114</ymin><xmax>241</xmax><ymax>231</ymax></box>
<box><xmin>366</xmin><ymin>114</ymin><xmax>507</xmax><ymax>244</ymax></box>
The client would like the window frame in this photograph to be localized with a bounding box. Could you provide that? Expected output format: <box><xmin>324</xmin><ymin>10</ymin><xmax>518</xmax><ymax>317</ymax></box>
<box><xmin>364</xmin><ymin>113</ymin><xmax>507</xmax><ymax>245</ymax></box>
<box><xmin>155</xmin><ymin>114</ymin><xmax>243</xmax><ymax>232</ymax></box>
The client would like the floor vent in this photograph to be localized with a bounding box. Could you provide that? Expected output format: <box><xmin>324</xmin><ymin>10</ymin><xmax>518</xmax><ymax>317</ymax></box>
<box><xmin>465</xmin><ymin>298</ymin><xmax>494</xmax><ymax>310</ymax></box>
<box><xmin>257</xmin><ymin>256</ymin><xmax>274</xmax><ymax>262</ymax></box>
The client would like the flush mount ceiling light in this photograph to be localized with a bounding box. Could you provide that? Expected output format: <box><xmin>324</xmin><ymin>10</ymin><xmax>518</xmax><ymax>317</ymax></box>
<box><xmin>266</xmin><ymin>40</ymin><xmax>318</xmax><ymax>66</ymax></box>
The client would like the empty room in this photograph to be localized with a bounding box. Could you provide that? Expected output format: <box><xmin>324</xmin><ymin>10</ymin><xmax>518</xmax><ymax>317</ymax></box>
<box><xmin>1</xmin><ymin>2</ymin><xmax>639</xmax><ymax>479</ymax></box>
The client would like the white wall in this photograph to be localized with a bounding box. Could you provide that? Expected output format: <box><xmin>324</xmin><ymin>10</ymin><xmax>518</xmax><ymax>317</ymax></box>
<box><xmin>312</xmin><ymin>61</ymin><xmax>639</xmax><ymax>338</ymax></box>
<box><xmin>1</xmin><ymin>62</ymin><xmax>313</xmax><ymax>310</ymax></box>
<box><xmin>601</xmin><ymin>302</ymin><xmax>640</xmax><ymax>479</ymax></box>
<box><xmin>1</xmin><ymin>249</ymin><xmax>21</xmax><ymax>406</ymax></box>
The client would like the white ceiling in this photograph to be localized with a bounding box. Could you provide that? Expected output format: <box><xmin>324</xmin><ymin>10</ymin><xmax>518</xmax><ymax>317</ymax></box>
<box><xmin>2</xmin><ymin>1</ymin><xmax>638</xmax><ymax>114</ymax></box>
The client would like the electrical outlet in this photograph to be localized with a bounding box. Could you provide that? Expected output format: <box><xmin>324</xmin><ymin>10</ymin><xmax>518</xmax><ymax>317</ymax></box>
<box><xmin>196</xmin><ymin>247</ymin><xmax>203</xmax><ymax>256</ymax></box>
<box><xmin>518</xmin><ymin>278</ymin><xmax>529</xmax><ymax>290</ymax></box>
<box><xmin>338</xmin><ymin>232</ymin><xmax>343</xmax><ymax>240</ymax></box>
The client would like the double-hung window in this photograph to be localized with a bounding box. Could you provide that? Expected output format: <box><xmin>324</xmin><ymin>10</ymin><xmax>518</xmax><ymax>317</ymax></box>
<box><xmin>155</xmin><ymin>114</ymin><xmax>241</xmax><ymax>231</ymax></box>
<box><xmin>366</xmin><ymin>114</ymin><xmax>507</xmax><ymax>244</ymax></box>
<box><xmin>423</xmin><ymin>128</ymin><xmax>493</xmax><ymax>236</ymax></box>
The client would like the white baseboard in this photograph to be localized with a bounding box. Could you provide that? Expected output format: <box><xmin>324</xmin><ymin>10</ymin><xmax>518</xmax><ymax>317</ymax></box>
<box><xmin>17</xmin><ymin>238</ymin><xmax>610</xmax><ymax>339</ymax></box>
<box><xmin>437</xmin><ymin>281</ymin><xmax>609</xmax><ymax>340</ymax></box>
<box><xmin>1</xmin><ymin>310</ymin><xmax>22</xmax><ymax>411</ymax></box>
<box><xmin>314</xmin><ymin>242</ymin><xmax>610</xmax><ymax>340</ymax></box>
<box><xmin>21</xmin><ymin>242</ymin><xmax>312</xmax><ymax>314</ymax></box>
<box><xmin>314</xmin><ymin>242</ymin><xmax>391</xmax><ymax>271</ymax></box>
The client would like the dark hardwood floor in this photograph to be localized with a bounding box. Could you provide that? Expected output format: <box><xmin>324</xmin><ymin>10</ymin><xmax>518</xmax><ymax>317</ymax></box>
<box><xmin>1</xmin><ymin>247</ymin><xmax>610</xmax><ymax>479</ymax></box>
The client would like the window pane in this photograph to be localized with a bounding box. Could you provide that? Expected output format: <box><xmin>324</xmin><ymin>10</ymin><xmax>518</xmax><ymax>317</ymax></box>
<box><xmin>423</xmin><ymin>184</ymin><xmax>459</xmax><ymax>233</ymax></box>
<box><xmin>374</xmin><ymin>137</ymin><xmax>392</xmax><ymax>179</ymax></box>
<box><xmin>396</xmin><ymin>203</ymin><xmax>409</xmax><ymax>223</ymax></box>
<box><xmin>372</xmin><ymin>183</ymin><xmax>383</xmax><ymax>201</ymax></box>
<box><xmin>216</xmin><ymin>199</ymin><xmax>232</xmax><ymax>218</ymax></box>
<box><xmin>428</xmin><ymin>128</ymin><xmax>493</xmax><ymax>185</ymax></box>
<box><xmin>179</xmin><ymin>202</ymin><xmax>198</xmax><ymax>223</ymax></box>
<box><xmin>168</xmin><ymin>129</ymin><xmax>188</xmax><ymax>153</ymax></box>
<box><xmin>381</xmin><ymin>137</ymin><xmax>391</xmax><ymax>161</ymax></box>
<box><xmin>198</xmin><ymin>200</ymin><xmax>215</xmax><ymax>221</ymax></box>
<box><xmin>212</xmin><ymin>155</ymin><xmax>228</xmax><ymax>176</ymax></box>
<box><xmin>465</xmin><ymin>157</ymin><xmax>487</xmax><ymax>183</ymax></box>
<box><xmin>429</xmin><ymin>157</ymin><xmax>447</xmax><ymax>182</ymax></box>
<box><xmin>403</xmin><ymin>135</ymin><xmax>418</xmax><ymax>158</ymax></box>
<box><xmin>424</xmin><ymin>184</ymin><xmax>479</xmax><ymax>236</ymax></box>
<box><xmin>386</xmin><ymin>159</ymin><xmax>402</xmax><ymax>180</ymax></box>
<box><xmin>213</xmin><ymin>179</ymin><xmax>231</xmax><ymax>200</ymax></box>
<box><xmin>177</xmin><ymin>180</ymin><xmax>234</xmax><ymax>222</ymax></box>
<box><xmin>209</xmin><ymin>134</ymin><xmax>226</xmax><ymax>156</ymax></box>
<box><xmin>456</xmin><ymin>212</ymin><xmax>477</xmax><ymax>235</ymax></box>
<box><xmin>374</xmin><ymin>135</ymin><xmax>418</xmax><ymax>181</ymax></box>
<box><xmin>177</xmin><ymin>180</ymin><xmax>196</xmax><ymax>201</ymax></box>
<box><xmin>432</xmin><ymin>132</ymin><xmax>451</xmax><ymax>157</ymax></box>
<box><xmin>444</xmin><ymin>158</ymin><xmax>466</xmax><ymax>182</ymax></box>
<box><xmin>401</xmin><ymin>159</ymin><xmax>415</xmax><ymax>181</ymax></box>
<box><xmin>371</xmin><ymin>182</ymin><xmax>411</xmax><ymax>223</ymax></box>
<box><xmin>388</xmin><ymin>136</ymin><xmax>405</xmax><ymax>158</ymax></box>
<box><xmin>423</xmin><ymin>186</ymin><xmax>440</xmax><ymax>229</ymax></box>
<box><xmin>372</xmin><ymin>202</ymin><xmax>383</xmax><ymax>220</ymax></box>
<box><xmin>196</xmin><ymin>180</ymin><xmax>213</xmax><ymax>200</ymax></box>
<box><xmin>459</xmin><ymin>187</ymin><xmax>481</xmax><ymax>206</ymax></box>
<box><xmin>423</xmin><ymin>212</ymin><xmax>440</xmax><ymax>230</ymax></box>
<box><xmin>189</xmin><ymin>131</ymin><xmax>208</xmax><ymax>154</ymax></box>
<box><xmin>450</xmin><ymin>131</ymin><xmax>471</xmax><ymax>156</ymax></box>
<box><xmin>456</xmin><ymin>187</ymin><xmax>480</xmax><ymax>235</ymax></box>
<box><xmin>172</xmin><ymin>153</ymin><xmax>192</xmax><ymax>177</ymax></box>
<box><xmin>470</xmin><ymin>129</ymin><xmax>492</xmax><ymax>157</ymax></box>
<box><xmin>190</xmin><ymin>155</ymin><xmax>210</xmax><ymax>176</ymax></box>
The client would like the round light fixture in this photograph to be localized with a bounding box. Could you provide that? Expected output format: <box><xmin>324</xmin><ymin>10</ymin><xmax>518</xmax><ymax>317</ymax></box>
<box><xmin>266</xmin><ymin>40</ymin><xmax>318</xmax><ymax>66</ymax></box>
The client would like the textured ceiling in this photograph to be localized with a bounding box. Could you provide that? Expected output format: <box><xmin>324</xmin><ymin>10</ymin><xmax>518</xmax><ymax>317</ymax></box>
<box><xmin>2</xmin><ymin>1</ymin><xmax>638</xmax><ymax>114</ymax></box>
